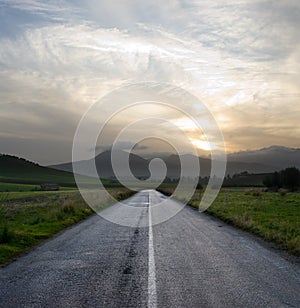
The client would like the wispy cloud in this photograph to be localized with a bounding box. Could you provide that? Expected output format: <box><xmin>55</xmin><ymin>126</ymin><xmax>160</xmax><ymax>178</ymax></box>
<box><xmin>0</xmin><ymin>0</ymin><xmax>299</xmax><ymax>163</ymax></box>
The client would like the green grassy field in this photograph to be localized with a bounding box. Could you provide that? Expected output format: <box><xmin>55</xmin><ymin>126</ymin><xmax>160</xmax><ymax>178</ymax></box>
<box><xmin>0</xmin><ymin>189</ymin><xmax>134</xmax><ymax>267</ymax></box>
<box><xmin>158</xmin><ymin>187</ymin><xmax>300</xmax><ymax>256</ymax></box>
<box><xmin>0</xmin><ymin>182</ymin><xmax>40</xmax><ymax>192</ymax></box>
<box><xmin>0</xmin><ymin>182</ymin><xmax>78</xmax><ymax>192</ymax></box>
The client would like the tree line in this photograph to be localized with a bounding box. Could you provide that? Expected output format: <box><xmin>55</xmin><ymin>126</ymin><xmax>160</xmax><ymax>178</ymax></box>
<box><xmin>263</xmin><ymin>167</ymin><xmax>300</xmax><ymax>191</ymax></box>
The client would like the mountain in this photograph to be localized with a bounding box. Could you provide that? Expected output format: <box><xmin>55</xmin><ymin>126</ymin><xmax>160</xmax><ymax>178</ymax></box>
<box><xmin>161</xmin><ymin>154</ymin><xmax>273</xmax><ymax>177</ymax></box>
<box><xmin>3</xmin><ymin>145</ymin><xmax>296</xmax><ymax>186</ymax></box>
<box><xmin>51</xmin><ymin>150</ymin><xmax>151</xmax><ymax>179</ymax></box>
<box><xmin>161</xmin><ymin>154</ymin><xmax>211</xmax><ymax>178</ymax></box>
<box><xmin>51</xmin><ymin>147</ymin><xmax>290</xmax><ymax>179</ymax></box>
<box><xmin>52</xmin><ymin>151</ymin><xmax>202</xmax><ymax>179</ymax></box>
<box><xmin>228</xmin><ymin>146</ymin><xmax>300</xmax><ymax>170</ymax></box>
<box><xmin>0</xmin><ymin>154</ymin><xmax>76</xmax><ymax>185</ymax></box>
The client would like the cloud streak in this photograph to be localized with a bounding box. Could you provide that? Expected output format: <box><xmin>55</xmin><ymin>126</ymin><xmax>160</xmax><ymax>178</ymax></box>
<box><xmin>0</xmin><ymin>0</ymin><xmax>299</xmax><ymax>163</ymax></box>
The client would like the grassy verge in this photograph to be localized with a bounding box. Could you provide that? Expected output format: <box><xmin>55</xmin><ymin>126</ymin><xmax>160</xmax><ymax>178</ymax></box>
<box><xmin>157</xmin><ymin>187</ymin><xmax>300</xmax><ymax>256</ymax></box>
<box><xmin>0</xmin><ymin>189</ymin><xmax>135</xmax><ymax>267</ymax></box>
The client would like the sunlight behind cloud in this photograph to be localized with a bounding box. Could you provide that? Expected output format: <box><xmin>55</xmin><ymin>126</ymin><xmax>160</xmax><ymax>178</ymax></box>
<box><xmin>171</xmin><ymin>117</ymin><xmax>216</xmax><ymax>152</ymax></box>
<box><xmin>190</xmin><ymin>138</ymin><xmax>213</xmax><ymax>151</ymax></box>
<box><xmin>172</xmin><ymin>118</ymin><xmax>198</xmax><ymax>132</ymax></box>
<box><xmin>0</xmin><ymin>0</ymin><xmax>299</xmax><ymax>163</ymax></box>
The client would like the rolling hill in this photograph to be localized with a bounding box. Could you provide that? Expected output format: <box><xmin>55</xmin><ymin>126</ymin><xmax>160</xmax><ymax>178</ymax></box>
<box><xmin>0</xmin><ymin>154</ymin><xmax>77</xmax><ymax>185</ymax></box>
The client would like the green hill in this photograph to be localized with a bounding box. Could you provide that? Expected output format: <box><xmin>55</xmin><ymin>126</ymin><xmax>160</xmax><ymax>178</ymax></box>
<box><xmin>0</xmin><ymin>154</ymin><xmax>77</xmax><ymax>185</ymax></box>
<box><xmin>0</xmin><ymin>154</ymin><xmax>120</xmax><ymax>191</ymax></box>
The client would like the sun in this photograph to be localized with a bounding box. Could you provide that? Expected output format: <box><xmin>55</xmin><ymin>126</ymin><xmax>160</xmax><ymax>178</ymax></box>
<box><xmin>172</xmin><ymin>117</ymin><xmax>215</xmax><ymax>151</ymax></box>
<box><xmin>172</xmin><ymin>118</ymin><xmax>198</xmax><ymax>132</ymax></box>
<box><xmin>190</xmin><ymin>138</ymin><xmax>212</xmax><ymax>151</ymax></box>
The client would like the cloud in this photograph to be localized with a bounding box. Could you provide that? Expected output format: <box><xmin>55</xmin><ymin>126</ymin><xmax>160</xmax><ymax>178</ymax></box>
<box><xmin>93</xmin><ymin>141</ymin><xmax>148</xmax><ymax>153</ymax></box>
<box><xmin>0</xmin><ymin>0</ymin><xmax>299</xmax><ymax>163</ymax></box>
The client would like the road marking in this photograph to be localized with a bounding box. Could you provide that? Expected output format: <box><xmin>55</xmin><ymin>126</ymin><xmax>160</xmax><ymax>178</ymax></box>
<box><xmin>148</xmin><ymin>191</ymin><xmax>157</xmax><ymax>308</ymax></box>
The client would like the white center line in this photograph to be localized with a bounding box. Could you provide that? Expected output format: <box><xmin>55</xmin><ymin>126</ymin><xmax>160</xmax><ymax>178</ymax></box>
<box><xmin>148</xmin><ymin>191</ymin><xmax>158</xmax><ymax>308</ymax></box>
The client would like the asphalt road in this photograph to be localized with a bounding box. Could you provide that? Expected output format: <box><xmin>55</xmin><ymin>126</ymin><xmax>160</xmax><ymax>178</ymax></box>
<box><xmin>0</xmin><ymin>190</ymin><xmax>299</xmax><ymax>307</ymax></box>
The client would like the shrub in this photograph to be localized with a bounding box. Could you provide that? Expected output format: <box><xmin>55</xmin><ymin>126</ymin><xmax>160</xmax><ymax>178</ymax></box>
<box><xmin>196</xmin><ymin>182</ymin><xmax>203</xmax><ymax>190</ymax></box>
<box><xmin>0</xmin><ymin>226</ymin><xmax>13</xmax><ymax>244</ymax></box>
<box><xmin>62</xmin><ymin>204</ymin><xmax>75</xmax><ymax>213</ymax></box>
<box><xmin>29</xmin><ymin>217</ymin><xmax>44</xmax><ymax>225</ymax></box>
<box><xmin>251</xmin><ymin>190</ymin><xmax>262</xmax><ymax>197</ymax></box>
<box><xmin>278</xmin><ymin>188</ymin><xmax>288</xmax><ymax>197</ymax></box>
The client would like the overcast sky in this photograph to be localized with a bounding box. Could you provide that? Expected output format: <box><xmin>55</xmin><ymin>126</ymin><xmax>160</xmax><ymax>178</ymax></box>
<box><xmin>0</xmin><ymin>0</ymin><xmax>299</xmax><ymax>164</ymax></box>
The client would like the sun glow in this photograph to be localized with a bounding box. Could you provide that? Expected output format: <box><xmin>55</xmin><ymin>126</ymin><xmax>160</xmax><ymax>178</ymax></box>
<box><xmin>173</xmin><ymin>118</ymin><xmax>198</xmax><ymax>132</ymax></box>
<box><xmin>172</xmin><ymin>118</ymin><xmax>216</xmax><ymax>151</ymax></box>
<box><xmin>190</xmin><ymin>138</ymin><xmax>213</xmax><ymax>151</ymax></box>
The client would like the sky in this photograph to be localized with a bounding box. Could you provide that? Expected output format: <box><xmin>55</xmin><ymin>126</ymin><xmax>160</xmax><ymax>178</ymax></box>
<box><xmin>0</xmin><ymin>0</ymin><xmax>299</xmax><ymax>165</ymax></box>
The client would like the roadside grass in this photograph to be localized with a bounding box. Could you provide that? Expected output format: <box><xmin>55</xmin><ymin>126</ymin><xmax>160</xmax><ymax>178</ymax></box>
<box><xmin>158</xmin><ymin>187</ymin><xmax>300</xmax><ymax>256</ymax></box>
<box><xmin>206</xmin><ymin>189</ymin><xmax>300</xmax><ymax>256</ymax></box>
<box><xmin>0</xmin><ymin>189</ymin><xmax>134</xmax><ymax>267</ymax></box>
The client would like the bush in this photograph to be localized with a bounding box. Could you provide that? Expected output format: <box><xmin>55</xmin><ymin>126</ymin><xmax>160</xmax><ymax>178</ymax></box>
<box><xmin>61</xmin><ymin>201</ymin><xmax>75</xmax><ymax>214</ymax></box>
<box><xmin>251</xmin><ymin>190</ymin><xmax>262</xmax><ymax>197</ymax></box>
<box><xmin>278</xmin><ymin>188</ymin><xmax>288</xmax><ymax>197</ymax></box>
<box><xmin>196</xmin><ymin>182</ymin><xmax>203</xmax><ymax>190</ymax></box>
<box><xmin>0</xmin><ymin>226</ymin><xmax>13</xmax><ymax>244</ymax></box>
<box><xmin>245</xmin><ymin>189</ymin><xmax>262</xmax><ymax>196</ymax></box>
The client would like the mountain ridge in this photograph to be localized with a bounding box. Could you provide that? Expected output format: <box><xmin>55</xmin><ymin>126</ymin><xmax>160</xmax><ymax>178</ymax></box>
<box><xmin>227</xmin><ymin>145</ymin><xmax>300</xmax><ymax>170</ymax></box>
<box><xmin>50</xmin><ymin>145</ymin><xmax>300</xmax><ymax>178</ymax></box>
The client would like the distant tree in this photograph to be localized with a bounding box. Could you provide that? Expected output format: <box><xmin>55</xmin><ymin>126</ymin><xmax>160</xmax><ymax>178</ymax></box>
<box><xmin>203</xmin><ymin>176</ymin><xmax>209</xmax><ymax>184</ymax></box>
<box><xmin>163</xmin><ymin>177</ymin><xmax>171</xmax><ymax>183</ymax></box>
<box><xmin>196</xmin><ymin>181</ymin><xmax>203</xmax><ymax>190</ymax></box>
<box><xmin>264</xmin><ymin>171</ymin><xmax>282</xmax><ymax>188</ymax></box>
<box><xmin>273</xmin><ymin>171</ymin><xmax>281</xmax><ymax>187</ymax></box>
<box><xmin>263</xmin><ymin>176</ymin><xmax>272</xmax><ymax>188</ymax></box>
<box><xmin>281</xmin><ymin>167</ymin><xmax>300</xmax><ymax>191</ymax></box>
<box><xmin>264</xmin><ymin>167</ymin><xmax>300</xmax><ymax>191</ymax></box>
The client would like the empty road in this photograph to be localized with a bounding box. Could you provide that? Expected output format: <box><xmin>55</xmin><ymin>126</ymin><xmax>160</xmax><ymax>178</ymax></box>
<box><xmin>0</xmin><ymin>190</ymin><xmax>299</xmax><ymax>307</ymax></box>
